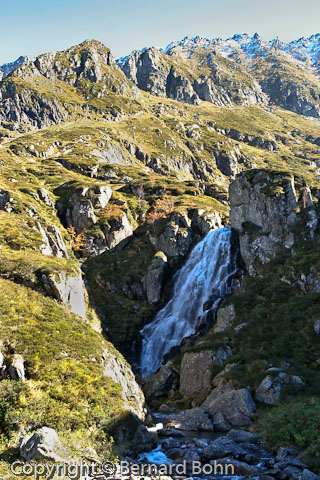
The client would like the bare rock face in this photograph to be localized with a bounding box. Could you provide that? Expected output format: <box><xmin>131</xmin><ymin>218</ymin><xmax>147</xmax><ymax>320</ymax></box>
<box><xmin>144</xmin><ymin>252</ymin><xmax>168</xmax><ymax>304</ymax></box>
<box><xmin>38</xmin><ymin>223</ymin><xmax>69</xmax><ymax>258</ymax></box>
<box><xmin>41</xmin><ymin>272</ymin><xmax>87</xmax><ymax>319</ymax></box>
<box><xmin>202</xmin><ymin>388</ymin><xmax>256</xmax><ymax>431</ymax></box>
<box><xmin>102</xmin><ymin>348</ymin><xmax>145</xmax><ymax>420</ymax></box>
<box><xmin>8</xmin><ymin>354</ymin><xmax>25</xmax><ymax>382</ymax></box>
<box><xmin>102</xmin><ymin>212</ymin><xmax>133</xmax><ymax>250</ymax></box>
<box><xmin>215</xmin><ymin>148</ymin><xmax>241</xmax><ymax>177</ymax></box>
<box><xmin>214</xmin><ymin>304</ymin><xmax>235</xmax><ymax>333</ymax></box>
<box><xmin>166</xmin><ymin>67</ymin><xmax>200</xmax><ymax>105</ymax></box>
<box><xmin>37</xmin><ymin>188</ymin><xmax>54</xmax><ymax>207</ymax></box>
<box><xmin>20</xmin><ymin>427</ymin><xmax>63</xmax><ymax>462</ymax></box>
<box><xmin>0</xmin><ymin>190</ymin><xmax>12</xmax><ymax>211</ymax></box>
<box><xmin>229</xmin><ymin>170</ymin><xmax>318</xmax><ymax>275</ymax></box>
<box><xmin>119</xmin><ymin>48</ymin><xmax>169</xmax><ymax>97</ymax></box>
<box><xmin>180</xmin><ymin>350</ymin><xmax>214</xmax><ymax>397</ymax></box>
<box><xmin>149</xmin><ymin>210</ymin><xmax>223</xmax><ymax>266</ymax></box>
<box><xmin>72</xmin><ymin>200</ymin><xmax>97</xmax><ymax>232</ymax></box>
<box><xmin>180</xmin><ymin>347</ymin><xmax>232</xmax><ymax>398</ymax></box>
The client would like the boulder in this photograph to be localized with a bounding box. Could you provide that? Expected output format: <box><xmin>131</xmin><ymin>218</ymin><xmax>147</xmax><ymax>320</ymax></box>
<box><xmin>302</xmin><ymin>469</ymin><xmax>319</xmax><ymax>480</ymax></box>
<box><xmin>214</xmin><ymin>304</ymin><xmax>236</xmax><ymax>333</ymax></box>
<box><xmin>8</xmin><ymin>354</ymin><xmax>25</xmax><ymax>382</ymax></box>
<box><xmin>20</xmin><ymin>427</ymin><xmax>63</xmax><ymax>462</ymax></box>
<box><xmin>94</xmin><ymin>185</ymin><xmax>112</xmax><ymax>209</ymax></box>
<box><xmin>215</xmin><ymin>149</ymin><xmax>240</xmax><ymax>177</ymax></box>
<box><xmin>180</xmin><ymin>350</ymin><xmax>214</xmax><ymax>397</ymax></box>
<box><xmin>165</xmin><ymin>407</ymin><xmax>214</xmax><ymax>431</ymax></box>
<box><xmin>144</xmin><ymin>252</ymin><xmax>168</xmax><ymax>304</ymax></box>
<box><xmin>0</xmin><ymin>189</ymin><xmax>12</xmax><ymax>212</ymax></box>
<box><xmin>202</xmin><ymin>436</ymin><xmax>248</xmax><ymax>460</ymax></box>
<box><xmin>255</xmin><ymin>373</ymin><xmax>304</xmax><ymax>405</ymax></box>
<box><xmin>202</xmin><ymin>388</ymin><xmax>256</xmax><ymax>431</ymax></box>
<box><xmin>226</xmin><ymin>429</ymin><xmax>261</xmax><ymax>445</ymax></box>
<box><xmin>143</xmin><ymin>365</ymin><xmax>178</xmax><ymax>399</ymax></box>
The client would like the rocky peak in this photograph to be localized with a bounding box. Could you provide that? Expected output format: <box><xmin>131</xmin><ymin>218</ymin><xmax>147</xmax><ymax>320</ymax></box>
<box><xmin>0</xmin><ymin>55</ymin><xmax>28</xmax><ymax>81</ymax></box>
<box><xmin>34</xmin><ymin>39</ymin><xmax>118</xmax><ymax>86</ymax></box>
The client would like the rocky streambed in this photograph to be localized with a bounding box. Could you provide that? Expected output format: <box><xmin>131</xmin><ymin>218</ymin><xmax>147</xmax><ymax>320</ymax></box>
<box><xmin>124</xmin><ymin>410</ymin><xmax>319</xmax><ymax>480</ymax></box>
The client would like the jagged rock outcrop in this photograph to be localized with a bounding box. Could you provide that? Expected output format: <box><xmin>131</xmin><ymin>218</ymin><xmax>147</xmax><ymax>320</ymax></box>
<box><xmin>214</xmin><ymin>148</ymin><xmax>241</xmax><ymax>177</ymax></box>
<box><xmin>148</xmin><ymin>210</ymin><xmax>223</xmax><ymax>266</ymax></box>
<box><xmin>0</xmin><ymin>56</ymin><xmax>28</xmax><ymax>81</ymax></box>
<box><xmin>37</xmin><ymin>223</ymin><xmax>69</xmax><ymax>258</ymax></box>
<box><xmin>102</xmin><ymin>212</ymin><xmax>133</xmax><ymax>250</ymax></box>
<box><xmin>166</xmin><ymin>67</ymin><xmax>199</xmax><ymax>104</ymax></box>
<box><xmin>229</xmin><ymin>170</ymin><xmax>318</xmax><ymax>275</ymax></box>
<box><xmin>0</xmin><ymin>70</ymin><xmax>71</xmax><ymax>130</ymax></box>
<box><xmin>34</xmin><ymin>39</ymin><xmax>132</xmax><ymax>95</ymax></box>
<box><xmin>0</xmin><ymin>40</ymin><xmax>135</xmax><ymax>131</ymax></box>
<box><xmin>102</xmin><ymin>348</ymin><xmax>145</xmax><ymax>420</ymax></box>
<box><xmin>119</xmin><ymin>48</ymin><xmax>169</xmax><ymax>97</ymax></box>
<box><xmin>119</xmin><ymin>44</ymin><xmax>267</xmax><ymax>108</ymax></box>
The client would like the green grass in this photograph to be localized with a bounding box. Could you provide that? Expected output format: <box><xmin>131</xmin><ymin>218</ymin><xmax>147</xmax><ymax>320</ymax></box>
<box><xmin>0</xmin><ymin>278</ymin><xmax>126</xmax><ymax>459</ymax></box>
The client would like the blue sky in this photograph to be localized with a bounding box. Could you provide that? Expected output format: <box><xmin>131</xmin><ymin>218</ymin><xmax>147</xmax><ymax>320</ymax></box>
<box><xmin>1</xmin><ymin>0</ymin><xmax>319</xmax><ymax>64</ymax></box>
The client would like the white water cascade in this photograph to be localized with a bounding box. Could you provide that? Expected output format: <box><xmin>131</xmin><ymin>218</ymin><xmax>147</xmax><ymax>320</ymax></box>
<box><xmin>140</xmin><ymin>227</ymin><xmax>239</xmax><ymax>377</ymax></box>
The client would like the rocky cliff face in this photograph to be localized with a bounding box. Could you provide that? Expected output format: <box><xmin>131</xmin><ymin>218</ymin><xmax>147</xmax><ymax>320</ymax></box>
<box><xmin>229</xmin><ymin>170</ymin><xmax>318</xmax><ymax>275</ymax></box>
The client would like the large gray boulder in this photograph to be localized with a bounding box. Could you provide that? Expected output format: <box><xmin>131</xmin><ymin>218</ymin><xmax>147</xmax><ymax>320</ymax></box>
<box><xmin>165</xmin><ymin>407</ymin><xmax>214</xmax><ymax>431</ymax></box>
<box><xmin>180</xmin><ymin>350</ymin><xmax>214</xmax><ymax>397</ymax></box>
<box><xmin>202</xmin><ymin>388</ymin><xmax>256</xmax><ymax>431</ymax></box>
<box><xmin>20</xmin><ymin>427</ymin><xmax>63</xmax><ymax>462</ymax></box>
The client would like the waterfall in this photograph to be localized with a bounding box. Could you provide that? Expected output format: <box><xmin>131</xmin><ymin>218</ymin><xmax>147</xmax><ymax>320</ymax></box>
<box><xmin>140</xmin><ymin>227</ymin><xmax>239</xmax><ymax>378</ymax></box>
